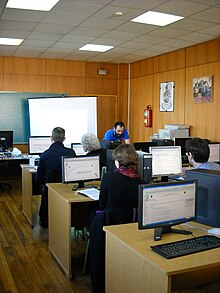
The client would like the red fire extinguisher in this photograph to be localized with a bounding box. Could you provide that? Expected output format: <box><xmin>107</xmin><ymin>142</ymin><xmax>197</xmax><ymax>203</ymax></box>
<box><xmin>144</xmin><ymin>105</ymin><xmax>152</xmax><ymax>128</ymax></box>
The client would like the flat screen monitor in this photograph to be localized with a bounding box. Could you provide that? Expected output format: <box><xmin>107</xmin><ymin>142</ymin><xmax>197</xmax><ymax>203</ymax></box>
<box><xmin>149</xmin><ymin>146</ymin><xmax>182</xmax><ymax>181</ymax></box>
<box><xmin>174</xmin><ymin>137</ymin><xmax>192</xmax><ymax>156</ymax></box>
<box><xmin>208</xmin><ymin>143</ymin><xmax>220</xmax><ymax>162</ymax></box>
<box><xmin>0</xmin><ymin>131</ymin><xmax>13</xmax><ymax>149</ymax></box>
<box><xmin>100</xmin><ymin>140</ymin><xmax>121</xmax><ymax>149</ymax></box>
<box><xmin>61</xmin><ymin>155</ymin><xmax>100</xmax><ymax>188</ymax></box>
<box><xmin>133</xmin><ymin>141</ymin><xmax>157</xmax><ymax>153</ymax></box>
<box><xmin>138</xmin><ymin>180</ymin><xmax>197</xmax><ymax>240</ymax></box>
<box><xmin>71</xmin><ymin>143</ymin><xmax>87</xmax><ymax>156</ymax></box>
<box><xmin>151</xmin><ymin>139</ymin><xmax>174</xmax><ymax>146</ymax></box>
<box><xmin>28</xmin><ymin>136</ymin><xmax>51</xmax><ymax>155</ymax></box>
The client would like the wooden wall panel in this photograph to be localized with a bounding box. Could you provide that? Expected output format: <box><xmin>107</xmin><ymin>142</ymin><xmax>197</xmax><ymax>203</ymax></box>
<box><xmin>118</xmin><ymin>79</ymin><xmax>128</xmax><ymax>126</ymax></box>
<box><xmin>0</xmin><ymin>74</ymin><xmax>3</xmax><ymax>90</ymax></box>
<box><xmin>46</xmin><ymin>76</ymin><xmax>85</xmax><ymax>95</ymax></box>
<box><xmin>130</xmin><ymin>58</ymin><xmax>154</xmax><ymax>78</ymax></box>
<box><xmin>153</xmin><ymin>69</ymin><xmax>186</xmax><ymax>135</ymax></box>
<box><xmin>86</xmin><ymin>62</ymin><xmax>118</xmax><ymax>78</ymax></box>
<box><xmin>0</xmin><ymin>58</ymin><xmax>3</xmax><ymax>73</ymax></box>
<box><xmin>186</xmin><ymin>38</ymin><xmax>220</xmax><ymax>67</ymax></box>
<box><xmin>154</xmin><ymin>49</ymin><xmax>185</xmax><ymax>73</ymax></box>
<box><xmin>85</xmin><ymin>78</ymin><xmax>117</xmax><ymax>95</ymax></box>
<box><xmin>185</xmin><ymin>62</ymin><xmax>220</xmax><ymax>141</ymax></box>
<box><xmin>4</xmin><ymin>57</ymin><xmax>46</xmax><ymax>75</ymax></box>
<box><xmin>46</xmin><ymin>59</ymin><xmax>85</xmax><ymax>76</ymax></box>
<box><xmin>129</xmin><ymin>75</ymin><xmax>154</xmax><ymax>143</ymax></box>
<box><xmin>4</xmin><ymin>75</ymin><xmax>46</xmax><ymax>92</ymax></box>
<box><xmin>119</xmin><ymin>64</ymin><xmax>128</xmax><ymax>79</ymax></box>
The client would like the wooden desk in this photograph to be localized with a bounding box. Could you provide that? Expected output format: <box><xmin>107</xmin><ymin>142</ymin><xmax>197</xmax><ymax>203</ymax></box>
<box><xmin>104</xmin><ymin>223</ymin><xmax>220</xmax><ymax>293</ymax></box>
<box><xmin>47</xmin><ymin>182</ymin><xmax>99</xmax><ymax>279</ymax></box>
<box><xmin>21</xmin><ymin>164</ymin><xmax>40</xmax><ymax>226</ymax></box>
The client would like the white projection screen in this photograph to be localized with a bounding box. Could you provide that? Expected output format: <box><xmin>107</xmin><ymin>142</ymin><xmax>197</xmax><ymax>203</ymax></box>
<box><xmin>28</xmin><ymin>96</ymin><xmax>97</xmax><ymax>147</ymax></box>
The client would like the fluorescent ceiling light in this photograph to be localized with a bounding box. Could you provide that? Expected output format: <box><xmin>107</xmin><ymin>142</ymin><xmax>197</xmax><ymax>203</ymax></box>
<box><xmin>131</xmin><ymin>11</ymin><xmax>184</xmax><ymax>26</ymax></box>
<box><xmin>0</xmin><ymin>38</ymin><xmax>23</xmax><ymax>45</ymax></box>
<box><xmin>6</xmin><ymin>0</ymin><xmax>59</xmax><ymax>11</ymax></box>
<box><xmin>79</xmin><ymin>44</ymin><xmax>114</xmax><ymax>52</ymax></box>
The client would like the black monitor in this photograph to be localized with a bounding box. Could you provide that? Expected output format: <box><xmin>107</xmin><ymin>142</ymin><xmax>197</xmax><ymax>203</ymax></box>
<box><xmin>138</xmin><ymin>180</ymin><xmax>197</xmax><ymax>240</ymax></box>
<box><xmin>208</xmin><ymin>142</ymin><xmax>220</xmax><ymax>163</ymax></box>
<box><xmin>149</xmin><ymin>146</ymin><xmax>182</xmax><ymax>182</ymax></box>
<box><xmin>133</xmin><ymin>141</ymin><xmax>157</xmax><ymax>153</ymax></box>
<box><xmin>28</xmin><ymin>136</ymin><xmax>51</xmax><ymax>155</ymax></box>
<box><xmin>100</xmin><ymin>140</ymin><xmax>121</xmax><ymax>149</ymax></box>
<box><xmin>151</xmin><ymin>139</ymin><xmax>174</xmax><ymax>146</ymax></box>
<box><xmin>71</xmin><ymin>143</ymin><xmax>87</xmax><ymax>156</ymax></box>
<box><xmin>0</xmin><ymin>131</ymin><xmax>13</xmax><ymax>150</ymax></box>
<box><xmin>106</xmin><ymin>149</ymin><xmax>116</xmax><ymax>172</ymax></box>
<box><xmin>174</xmin><ymin>137</ymin><xmax>192</xmax><ymax>164</ymax></box>
<box><xmin>61</xmin><ymin>155</ymin><xmax>100</xmax><ymax>188</ymax></box>
<box><xmin>185</xmin><ymin>169</ymin><xmax>220</xmax><ymax>227</ymax></box>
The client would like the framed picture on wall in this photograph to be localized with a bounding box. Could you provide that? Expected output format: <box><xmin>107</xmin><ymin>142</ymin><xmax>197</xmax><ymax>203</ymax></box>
<box><xmin>193</xmin><ymin>75</ymin><xmax>212</xmax><ymax>103</ymax></box>
<box><xmin>160</xmin><ymin>81</ymin><xmax>174</xmax><ymax>112</ymax></box>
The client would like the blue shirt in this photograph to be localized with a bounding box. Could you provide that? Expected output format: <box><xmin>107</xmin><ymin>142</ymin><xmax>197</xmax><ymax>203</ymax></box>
<box><xmin>103</xmin><ymin>129</ymin><xmax>129</xmax><ymax>142</ymax></box>
<box><xmin>196</xmin><ymin>161</ymin><xmax>220</xmax><ymax>171</ymax></box>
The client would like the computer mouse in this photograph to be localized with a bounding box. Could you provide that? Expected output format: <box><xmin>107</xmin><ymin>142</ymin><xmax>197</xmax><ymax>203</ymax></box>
<box><xmin>207</xmin><ymin>228</ymin><xmax>220</xmax><ymax>236</ymax></box>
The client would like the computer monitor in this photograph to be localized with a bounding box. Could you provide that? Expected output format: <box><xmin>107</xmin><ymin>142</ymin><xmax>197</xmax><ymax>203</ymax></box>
<box><xmin>100</xmin><ymin>140</ymin><xmax>121</xmax><ymax>149</ymax></box>
<box><xmin>61</xmin><ymin>155</ymin><xmax>100</xmax><ymax>188</ymax></box>
<box><xmin>133</xmin><ymin>141</ymin><xmax>157</xmax><ymax>153</ymax></box>
<box><xmin>174</xmin><ymin>137</ymin><xmax>192</xmax><ymax>165</ymax></box>
<box><xmin>149</xmin><ymin>146</ymin><xmax>182</xmax><ymax>181</ymax></box>
<box><xmin>71</xmin><ymin>143</ymin><xmax>87</xmax><ymax>156</ymax></box>
<box><xmin>138</xmin><ymin>180</ymin><xmax>197</xmax><ymax>240</ymax></box>
<box><xmin>0</xmin><ymin>131</ymin><xmax>13</xmax><ymax>150</ymax></box>
<box><xmin>151</xmin><ymin>139</ymin><xmax>174</xmax><ymax>146</ymax></box>
<box><xmin>28</xmin><ymin>136</ymin><xmax>51</xmax><ymax>155</ymax></box>
<box><xmin>208</xmin><ymin>143</ymin><xmax>220</xmax><ymax>163</ymax></box>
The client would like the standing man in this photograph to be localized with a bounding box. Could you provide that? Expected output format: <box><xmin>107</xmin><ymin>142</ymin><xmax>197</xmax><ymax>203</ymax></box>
<box><xmin>103</xmin><ymin>121</ymin><xmax>130</xmax><ymax>143</ymax></box>
<box><xmin>35</xmin><ymin>127</ymin><xmax>76</xmax><ymax>228</ymax></box>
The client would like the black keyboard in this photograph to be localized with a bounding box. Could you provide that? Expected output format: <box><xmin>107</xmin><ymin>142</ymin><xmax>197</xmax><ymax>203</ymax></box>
<box><xmin>151</xmin><ymin>235</ymin><xmax>220</xmax><ymax>259</ymax></box>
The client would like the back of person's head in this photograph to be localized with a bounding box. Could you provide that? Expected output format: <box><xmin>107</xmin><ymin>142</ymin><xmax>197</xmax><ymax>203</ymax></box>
<box><xmin>113</xmin><ymin>144</ymin><xmax>138</xmax><ymax>168</ymax></box>
<box><xmin>185</xmin><ymin>137</ymin><xmax>210</xmax><ymax>163</ymax></box>
<box><xmin>114</xmin><ymin>121</ymin><xmax>125</xmax><ymax>129</ymax></box>
<box><xmin>52</xmin><ymin>127</ymin><xmax>65</xmax><ymax>142</ymax></box>
<box><xmin>81</xmin><ymin>133</ymin><xmax>100</xmax><ymax>152</ymax></box>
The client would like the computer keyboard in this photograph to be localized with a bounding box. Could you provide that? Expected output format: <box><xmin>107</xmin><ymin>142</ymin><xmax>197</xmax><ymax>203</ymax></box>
<box><xmin>151</xmin><ymin>235</ymin><xmax>220</xmax><ymax>259</ymax></box>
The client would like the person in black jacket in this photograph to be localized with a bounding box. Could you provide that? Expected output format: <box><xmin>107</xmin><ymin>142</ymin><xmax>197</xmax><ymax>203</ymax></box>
<box><xmin>35</xmin><ymin>127</ymin><xmax>76</xmax><ymax>228</ymax></box>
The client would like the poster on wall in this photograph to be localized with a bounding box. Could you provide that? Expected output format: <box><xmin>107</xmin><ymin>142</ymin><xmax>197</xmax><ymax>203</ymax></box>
<box><xmin>160</xmin><ymin>81</ymin><xmax>174</xmax><ymax>112</ymax></box>
<box><xmin>193</xmin><ymin>75</ymin><xmax>212</xmax><ymax>103</ymax></box>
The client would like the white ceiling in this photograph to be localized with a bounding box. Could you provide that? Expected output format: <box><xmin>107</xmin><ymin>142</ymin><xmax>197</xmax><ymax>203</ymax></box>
<box><xmin>0</xmin><ymin>0</ymin><xmax>219</xmax><ymax>64</ymax></box>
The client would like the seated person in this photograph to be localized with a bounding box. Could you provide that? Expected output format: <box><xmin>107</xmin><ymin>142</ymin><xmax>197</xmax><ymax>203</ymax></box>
<box><xmin>103</xmin><ymin>121</ymin><xmax>130</xmax><ymax>144</ymax></box>
<box><xmin>81</xmin><ymin>133</ymin><xmax>106</xmax><ymax>173</ymax></box>
<box><xmin>185</xmin><ymin>137</ymin><xmax>220</xmax><ymax>171</ymax></box>
<box><xmin>35</xmin><ymin>127</ymin><xmax>76</xmax><ymax>228</ymax></box>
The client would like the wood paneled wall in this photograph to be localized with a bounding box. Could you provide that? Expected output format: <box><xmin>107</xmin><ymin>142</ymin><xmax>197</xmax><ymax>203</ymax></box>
<box><xmin>129</xmin><ymin>38</ymin><xmax>220</xmax><ymax>142</ymax></box>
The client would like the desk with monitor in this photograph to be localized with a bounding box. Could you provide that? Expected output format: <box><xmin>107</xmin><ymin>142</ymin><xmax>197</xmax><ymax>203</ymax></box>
<box><xmin>104</xmin><ymin>222</ymin><xmax>220</xmax><ymax>293</ymax></box>
<box><xmin>47</xmin><ymin>182</ymin><xmax>99</xmax><ymax>279</ymax></box>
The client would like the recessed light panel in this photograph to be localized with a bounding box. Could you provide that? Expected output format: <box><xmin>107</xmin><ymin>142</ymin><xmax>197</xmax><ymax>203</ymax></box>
<box><xmin>131</xmin><ymin>11</ymin><xmax>184</xmax><ymax>26</ymax></box>
<box><xmin>0</xmin><ymin>38</ymin><xmax>23</xmax><ymax>45</ymax></box>
<box><xmin>6</xmin><ymin>0</ymin><xmax>60</xmax><ymax>11</ymax></box>
<box><xmin>79</xmin><ymin>44</ymin><xmax>114</xmax><ymax>52</ymax></box>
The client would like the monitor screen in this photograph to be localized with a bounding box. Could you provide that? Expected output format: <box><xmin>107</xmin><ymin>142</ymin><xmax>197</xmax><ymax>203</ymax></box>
<box><xmin>174</xmin><ymin>137</ymin><xmax>192</xmax><ymax>156</ymax></box>
<box><xmin>208</xmin><ymin>143</ymin><xmax>220</xmax><ymax>162</ymax></box>
<box><xmin>149</xmin><ymin>146</ymin><xmax>182</xmax><ymax>178</ymax></box>
<box><xmin>71</xmin><ymin>143</ymin><xmax>87</xmax><ymax>156</ymax></box>
<box><xmin>100</xmin><ymin>140</ymin><xmax>121</xmax><ymax>149</ymax></box>
<box><xmin>133</xmin><ymin>141</ymin><xmax>157</xmax><ymax>153</ymax></box>
<box><xmin>0</xmin><ymin>131</ymin><xmax>13</xmax><ymax>149</ymax></box>
<box><xmin>138</xmin><ymin>180</ymin><xmax>197</xmax><ymax>240</ymax></box>
<box><xmin>61</xmin><ymin>155</ymin><xmax>100</xmax><ymax>187</ymax></box>
<box><xmin>28</xmin><ymin>136</ymin><xmax>51</xmax><ymax>155</ymax></box>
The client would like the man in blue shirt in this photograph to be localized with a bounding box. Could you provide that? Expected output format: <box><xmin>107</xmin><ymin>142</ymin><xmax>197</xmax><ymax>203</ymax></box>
<box><xmin>185</xmin><ymin>137</ymin><xmax>220</xmax><ymax>171</ymax></box>
<box><xmin>103</xmin><ymin>121</ymin><xmax>130</xmax><ymax>143</ymax></box>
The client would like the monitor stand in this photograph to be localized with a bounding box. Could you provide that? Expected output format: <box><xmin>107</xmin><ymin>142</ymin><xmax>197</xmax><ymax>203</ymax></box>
<box><xmin>154</xmin><ymin>226</ymin><xmax>192</xmax><ymax>241</ymax></box>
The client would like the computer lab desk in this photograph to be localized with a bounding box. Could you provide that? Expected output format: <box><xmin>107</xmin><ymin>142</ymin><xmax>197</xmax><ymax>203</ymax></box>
<box><xmin>47</xmin><ymin>182</ymin><xmax>99</xmax><ymax>279</ymax></box>
<box><xmin>104</xmin><ymin>223</ymin><xmax>220</xmax><ymax>293</ymax></box>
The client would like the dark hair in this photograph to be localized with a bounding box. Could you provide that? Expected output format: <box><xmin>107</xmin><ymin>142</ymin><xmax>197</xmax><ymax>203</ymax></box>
<box><xmin>185</xmin><ymin>137</ymin><xmax>210</xmax><ymax>163</ymax></box>
<box><xmin>114</xmin><ymin>121</ymin><xmax>125</xmax><ymax>129</ymax></box>
<box><xmin>52</xmin><ymin>127</ymin><xmax>65</xmax><ymax>142</ymax></box>
<box><xmin>113</xmin><ymin>144</ymin><xmax>138</xmax><ymax>168</ymax></box>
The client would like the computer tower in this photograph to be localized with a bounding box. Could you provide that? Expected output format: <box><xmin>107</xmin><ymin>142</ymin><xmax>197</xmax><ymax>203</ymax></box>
<box><xmin>137</xmin><ymin>151</ymin><xmax>152</xmax><ymax>184</ymax></box>
<box><xmin>185</xmin><ymin>169</ymin><xmax>220</xmax><ymax>227</ymax></box>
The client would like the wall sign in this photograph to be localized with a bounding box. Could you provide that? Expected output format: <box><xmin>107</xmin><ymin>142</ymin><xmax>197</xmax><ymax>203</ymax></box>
<box><xmin>160</xmin><ymin>81</ymin><xmax>174</xmax><ymax>112</ymax></box>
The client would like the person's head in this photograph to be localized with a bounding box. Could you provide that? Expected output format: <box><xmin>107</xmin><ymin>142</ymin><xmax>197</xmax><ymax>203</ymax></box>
<box><xmin>185</xmin><ymin>137</ymin><xmax>210</xmax><ymax>166</ymax></box>
<box><xmin>81</xmin><ymin>133</ymin><xmax>100</xmax><ymax>152</ymax></box>
<box><xmin>113</xmin><ymin>144</ymin><xmax>138</xmax><ymax>169</ymax></box>
<box><xmin>113</xmin><ymin>121</ymin><xmax>125</xmax><ymax>138</ymax></box>
<box><xmin>51</xmin><ymin>127</ymin><xmax>65</xmax><ymax>143</ymax></box>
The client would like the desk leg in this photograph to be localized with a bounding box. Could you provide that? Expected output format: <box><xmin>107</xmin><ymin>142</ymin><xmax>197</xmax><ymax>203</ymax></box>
<box><xmin>48</xmin><ymin>189</ymin><xmax>72</xmax><ymax>279</ymax></box>
<box><xmin>22</xmin><ymin>168</ymin><xmax>33</xmax><ymax>227</ymax></box>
